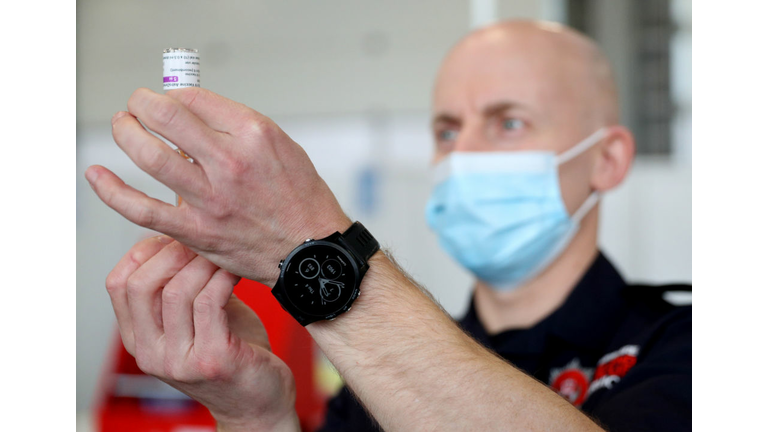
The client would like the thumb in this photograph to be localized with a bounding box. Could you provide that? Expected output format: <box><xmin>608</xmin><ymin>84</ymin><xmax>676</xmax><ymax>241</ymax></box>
<box><xmin>225</xmin><ymin>295</ymin><xmax>272</xmax><ymax>352</ymax></box>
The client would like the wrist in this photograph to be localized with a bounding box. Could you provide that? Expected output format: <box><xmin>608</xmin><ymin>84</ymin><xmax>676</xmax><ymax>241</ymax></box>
<box><xmin>306</xmin><ymin>249</ymin><xmax>431</xmax><ymax>342</ymax></box>
<box><xmin>267</xmin><ymin>215</ymin><xmax>353</xmax><ymax>286</ymax></box>
<box><xmin>216</xmin><ymin>410</ymin><xmax>300</xmax><ymax>432</ymax></box>
<box><xmin>285</xmin><ymin>211</ymin><xmax>352</xmax><ymax>253</ymax></box>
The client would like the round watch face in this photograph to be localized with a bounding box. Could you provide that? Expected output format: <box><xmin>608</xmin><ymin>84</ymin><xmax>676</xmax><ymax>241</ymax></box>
<box><xmin>281</xmin><ymin>241</ymin><xmax>359</xmax><ymax>317</ymax></box>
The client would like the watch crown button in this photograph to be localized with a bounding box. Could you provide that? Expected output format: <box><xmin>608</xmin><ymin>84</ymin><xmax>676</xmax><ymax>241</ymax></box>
<box><xmin>304</xmin><ymin>238</ymin><xmax>314</xmax><ymax>243</ymax></box>
<box><xmin>278</xmin><ymin>259</ymin><xmax>284</xmax><ymax>269</ymax></box>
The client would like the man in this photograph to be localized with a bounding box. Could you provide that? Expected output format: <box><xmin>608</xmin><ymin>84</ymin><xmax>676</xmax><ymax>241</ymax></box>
<box><xmin>86</xmin><ymin>20</ymin><xmax>691</xmax><ymax>431</ymax></box>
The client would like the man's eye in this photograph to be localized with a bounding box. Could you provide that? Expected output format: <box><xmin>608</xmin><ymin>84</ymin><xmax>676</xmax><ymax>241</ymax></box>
<box><xmin>502</xmin><ymin>118</ymin><xmax>524</xmax><ymax>131</ymax></box>
<box><xmin>438</xmin><ymin>129</ymin><xmax>459</xmax><ymax>141</ymax></box>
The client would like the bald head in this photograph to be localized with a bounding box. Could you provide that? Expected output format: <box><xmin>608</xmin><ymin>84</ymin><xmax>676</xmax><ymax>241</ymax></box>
<box><xmin>430</xmin><ymin>19</ymin><xmax>635</xmax><ymax>218</ymax></box>
<box><xmin>434</xmin><ymin>20</ymin><xmax>619</xmax><ymax>130</ymax></box>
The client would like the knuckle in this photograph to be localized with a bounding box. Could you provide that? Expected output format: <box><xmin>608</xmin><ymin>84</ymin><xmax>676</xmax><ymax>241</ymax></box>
<box><xmin>128</xmin><ymin>247</ymin><xmax>150</xmax><ymax>269</ymax></box>
<box><xmin>260</xmin><ymin>118</ymin><xmax>282</xmax><ymax>140</ymax></box>
<box><xmin>163</xmin><ymin>359</ymin><xmax>192</xmax><ymax>382</ymax></box>
<box><xmin>141</xmin><ymin>146</ymin><xmax>172</xmax><ymax>176</ymax></box>
<box><xmin>195</xmin><ymin>358</ymin><xmax>225</xmax><ymax>381</ymax></box>
<box><xmin>126</xmin><ymin>273</ymin><xmax>148</xmax><ymax>298</ymax></box>
<box><xmin>207</xmin><ymin>196</ymin><xmax>231</xmax><ymax>220</ymax></box>
<box><xmin>135</xmin><ymin>351</ymin><xmax>157</xmax><ymax>376</ymax></box>
<box><xmin>133</xmin><ymin>205</ymin><xmax>156</xmax><ymax>228</ymax></box>
<box><xmin>175</xmin><ymin>87</ymin><xmax>203</xmax><ymax>108</ymax></box>
<box><xmin>151</xmin><ymin>98</ymin><xmax>181</xmax><ymax>127</ymax></box>
<box><xmin>195</xmin><ymin>184</ymin><xmax>232</xmax><ymax>220</ymax></box>
<box><xmin>161</xmin><ymin>286</ymin><xmax>183</xmax><ymax>307</ymax></box>
<box><xmin>193</xmin><ymin>294</ymin><xmax>216</xmax><ymax>315</ymax></box>
<box><xmin>241</xmin><ymin>117</ymin><xmax>267</xmax><ymax>137</ymax></box>
<box><xmin>218</xmin><ymin>153</ymin><xmax>250</xmax><ymax>177</ymax></box>
<box><xmin>240</xmin><ymin>116</ymin><xmax>280</xmax><ymax>143</ymax></box>
<box><xmin>105</xmin><ymin>271</ymin><xmax>124</xmax><ymax>296</ymax></box>
<box><xmin>127</xmin><ymin>87</ymin><xmax>152</xmax><ymax>110</ymax></box>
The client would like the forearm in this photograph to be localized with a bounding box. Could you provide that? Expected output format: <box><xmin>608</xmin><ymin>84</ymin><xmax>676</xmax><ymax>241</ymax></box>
<box><xmin>308</xmin><ymin>252</ymin><xmax>603</xmax><ymax>431</ymax></box>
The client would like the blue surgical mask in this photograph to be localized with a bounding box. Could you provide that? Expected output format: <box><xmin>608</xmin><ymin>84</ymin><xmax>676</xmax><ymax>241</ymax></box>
<box><xmin>425</xmin><ymin>128</ymin><xmax>606</xmax><ymax>291</ymax></box>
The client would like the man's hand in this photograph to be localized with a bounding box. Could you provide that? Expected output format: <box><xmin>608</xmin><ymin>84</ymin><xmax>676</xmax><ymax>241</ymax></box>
<box><xmin>106</xmin><ymin>235</ymin><xmax>300</xmax><ymax>432</ymax></box>
<box><xmin>86</xmin><ymin>87</ymin><xmax>350</xmax><ymax>285</ymax></box>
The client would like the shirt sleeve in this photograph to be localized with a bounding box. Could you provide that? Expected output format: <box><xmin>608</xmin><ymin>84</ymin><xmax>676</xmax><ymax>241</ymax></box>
<box><xmin>316</xmin><ymin>386</ymin><xmax>382</xmax><ymax>432</ymax></box>
<box><xmin>584</xmin><ymin>306</ymin><xmax>692</xmax><ymax>432</ymax></box>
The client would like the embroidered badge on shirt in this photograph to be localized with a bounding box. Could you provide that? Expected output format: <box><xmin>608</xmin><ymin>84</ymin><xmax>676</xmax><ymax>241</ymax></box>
<box><xmin>549</xmin><ymin>358</ymin><xmax>594</xmax><ymax>407</ymax></box>
<box><xmin>586</xmin><ymin>344</ymin><xmax>639</xmax><ymax>397</ymax></box>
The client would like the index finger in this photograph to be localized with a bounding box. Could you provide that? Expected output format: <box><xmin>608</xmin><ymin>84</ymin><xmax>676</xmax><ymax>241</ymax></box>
<box><xmin>166</xmin><ymin>87</ymin><xmax>261</xmax><ymax>135</ymax></box>
<box><xmin>127</xmin><ymin>88</ymin><xmax>223</xmax><ymax>162</ymax></box>
<box><xmin>106</xmin><ymin>235</ymin><xmax>174</xmax><ymax>354</ymax></box>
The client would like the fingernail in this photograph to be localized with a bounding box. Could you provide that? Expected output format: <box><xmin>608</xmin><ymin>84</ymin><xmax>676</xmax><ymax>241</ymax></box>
<box><xmin>155</xmin><ymin>235</ymin><xmax>174</xmax><ymax>244</ymax></box>
<box><xmin>112</xmin><ymin>111</ymin><xmax>128</xmax><ymax>126</ymax></box>
<box><xmin>85</xmin><ymin>167</ymin><xmax>99</xmax><ymax>185</ymax></box>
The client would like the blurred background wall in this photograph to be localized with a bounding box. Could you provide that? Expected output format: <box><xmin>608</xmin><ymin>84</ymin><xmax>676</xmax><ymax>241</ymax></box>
<box><xmin>77</xmin><ymin>0</ymin><xmax>691</xmax><ymax>422</ymax></box>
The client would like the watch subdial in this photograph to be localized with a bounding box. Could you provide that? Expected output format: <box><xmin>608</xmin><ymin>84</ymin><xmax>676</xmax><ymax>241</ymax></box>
<box><xmin>318</xmin><ymin>278</ymin><xmax>344</xmax><ymax>305</ymax></box>
<box><xmin>299</xmin><ymin>258</ymin><xmax>320</xmax><ymax>279</ymax></box>
<box><xmin>320</xmin><ymin>259</ymin><xmax>343</xmax><ymax>280</ymax></box>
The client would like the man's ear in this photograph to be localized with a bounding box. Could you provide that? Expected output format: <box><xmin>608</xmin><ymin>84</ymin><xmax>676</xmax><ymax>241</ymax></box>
<box><xmin>590</xmin><ymin>125</ymin><xmax>635</xmax><ymax>192</ymax></box>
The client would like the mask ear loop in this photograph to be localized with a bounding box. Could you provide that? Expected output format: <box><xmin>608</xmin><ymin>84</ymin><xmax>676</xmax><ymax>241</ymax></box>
<box><xmin>571</xmin><ymin>191</ymin><xmax>600</xmax><ymax>223</ymax></box>
<box><xmin>555</xmin><ymin>127</ymin><xmax>608</xmax><ymax>165</ymax></box>
<box><xmin>556</xmin><ymin>127</ymin><xmax>607</xmax><ymax>221</ymax></box>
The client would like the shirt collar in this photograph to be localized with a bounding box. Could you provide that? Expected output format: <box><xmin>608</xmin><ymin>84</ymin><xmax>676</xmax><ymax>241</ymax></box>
<box><xmin>458</xmin><ymin>252</ymin><xmax>628</xmax><ymax>354</ymax></box>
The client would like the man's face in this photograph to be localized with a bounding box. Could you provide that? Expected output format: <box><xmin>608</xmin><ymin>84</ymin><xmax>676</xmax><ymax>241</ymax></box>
<box><xmin>430</xmin><ymin>27</ymin><xmax>601</xmax><ymax>214</ymax></box>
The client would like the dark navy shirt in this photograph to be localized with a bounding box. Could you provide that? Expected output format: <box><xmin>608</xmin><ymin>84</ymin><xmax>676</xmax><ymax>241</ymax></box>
<box><xmin>318</xmin><ymin>253</ymin><xmax>692</xmax><ymax>431</ymax></box>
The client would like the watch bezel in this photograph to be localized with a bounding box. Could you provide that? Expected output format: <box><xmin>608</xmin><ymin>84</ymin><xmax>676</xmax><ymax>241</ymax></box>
<box><xmin>277</xmin><ymin>239</ymin><xmax>361</xmax><ymax>319</ymax></box>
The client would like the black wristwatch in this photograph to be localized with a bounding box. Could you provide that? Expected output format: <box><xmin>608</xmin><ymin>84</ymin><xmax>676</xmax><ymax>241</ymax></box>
<box><xmin>272</xmin><ymin>222</ymin><xmax>380</xmax><ymax>326</ymax></box>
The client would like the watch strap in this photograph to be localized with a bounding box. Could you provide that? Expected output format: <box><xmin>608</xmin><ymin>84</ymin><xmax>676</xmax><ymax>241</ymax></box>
<box><xmin>339</xmin><ymin>221</ymin><xmax>379</xmax><ymax>263</ymax></box>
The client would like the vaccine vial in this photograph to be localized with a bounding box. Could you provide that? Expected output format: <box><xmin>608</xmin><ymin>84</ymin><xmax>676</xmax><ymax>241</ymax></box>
<box><xmin>162</xmin><ymin>48</ymin><xmax>200</xmax><ymax>205</ymax></box>
<box><xmin>162</xmin><ymin>48</ymin><xmax>200</xmax><ymax>90</ymax></box>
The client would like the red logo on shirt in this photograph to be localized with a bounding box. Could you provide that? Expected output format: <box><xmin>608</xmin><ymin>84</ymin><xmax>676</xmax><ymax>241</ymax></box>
<box><xmin>551</xmin><ymin>345</ymin><xmax>640</xmax><ymax>407</ymax></box>
<box><xmin>587</xmin><ymin>345</ymin><xmax>639</xmax><ymax>397</ymax></box>
<box><xmin>549</xmin><ymin>359</ymin><xmax>593</xmax><ymax>407</ymax></box>
<box><xmin>594</xmin><ymin>353</ymin><xmax>636</xmax><ymax>380</ymax></box>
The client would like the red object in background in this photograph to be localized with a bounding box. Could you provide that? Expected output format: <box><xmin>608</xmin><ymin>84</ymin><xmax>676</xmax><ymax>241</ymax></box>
<box><xmin>95</xmin><ymin>279</ymin><xmax>327</xmax><ymax>432</ymax></box>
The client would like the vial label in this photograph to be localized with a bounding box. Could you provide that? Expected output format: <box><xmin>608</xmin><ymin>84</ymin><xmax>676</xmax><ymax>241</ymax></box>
<box><xmin>162</xmin><ymin>51</ymin><xmax>200</xmax><ymax>91</ymax></box>
<box><xmin>163</xmin><ymin>49</ymin><xmax>199</xmax><ymax>206</ymax></box>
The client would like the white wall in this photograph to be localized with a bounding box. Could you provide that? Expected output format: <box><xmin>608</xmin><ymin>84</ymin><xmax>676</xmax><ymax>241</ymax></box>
<box><xmin>76</xmin><ymin>0</ymin><xmax>469</xmax><ymax>123</ymax></box>
<box><xmin>77</xmin><ymin>0</ymin><xmax>691</xmax><ymax>414</ymax></box>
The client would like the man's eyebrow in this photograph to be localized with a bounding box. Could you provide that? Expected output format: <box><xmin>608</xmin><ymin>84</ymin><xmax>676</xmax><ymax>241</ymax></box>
<box><xmin>432</xmin><ymin>113</ymin><xmax>460</xmax><ymax>126</ymax></box>
<box><xmin>482</xmin><ymin>101</ymin><xmax>528</xmax><ymax>117</ymax></box>
<box><xmin>432</xmin><ymin>102</ymin><xmax>530</xmax><ymax>126</ymax></box>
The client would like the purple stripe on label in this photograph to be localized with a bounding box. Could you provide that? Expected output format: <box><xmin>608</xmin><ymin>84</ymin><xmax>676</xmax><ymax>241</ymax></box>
<box><xmin>163</xmin><ymin>76</ymin><xmax>179</xmax><ymax>83</ymax></box>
